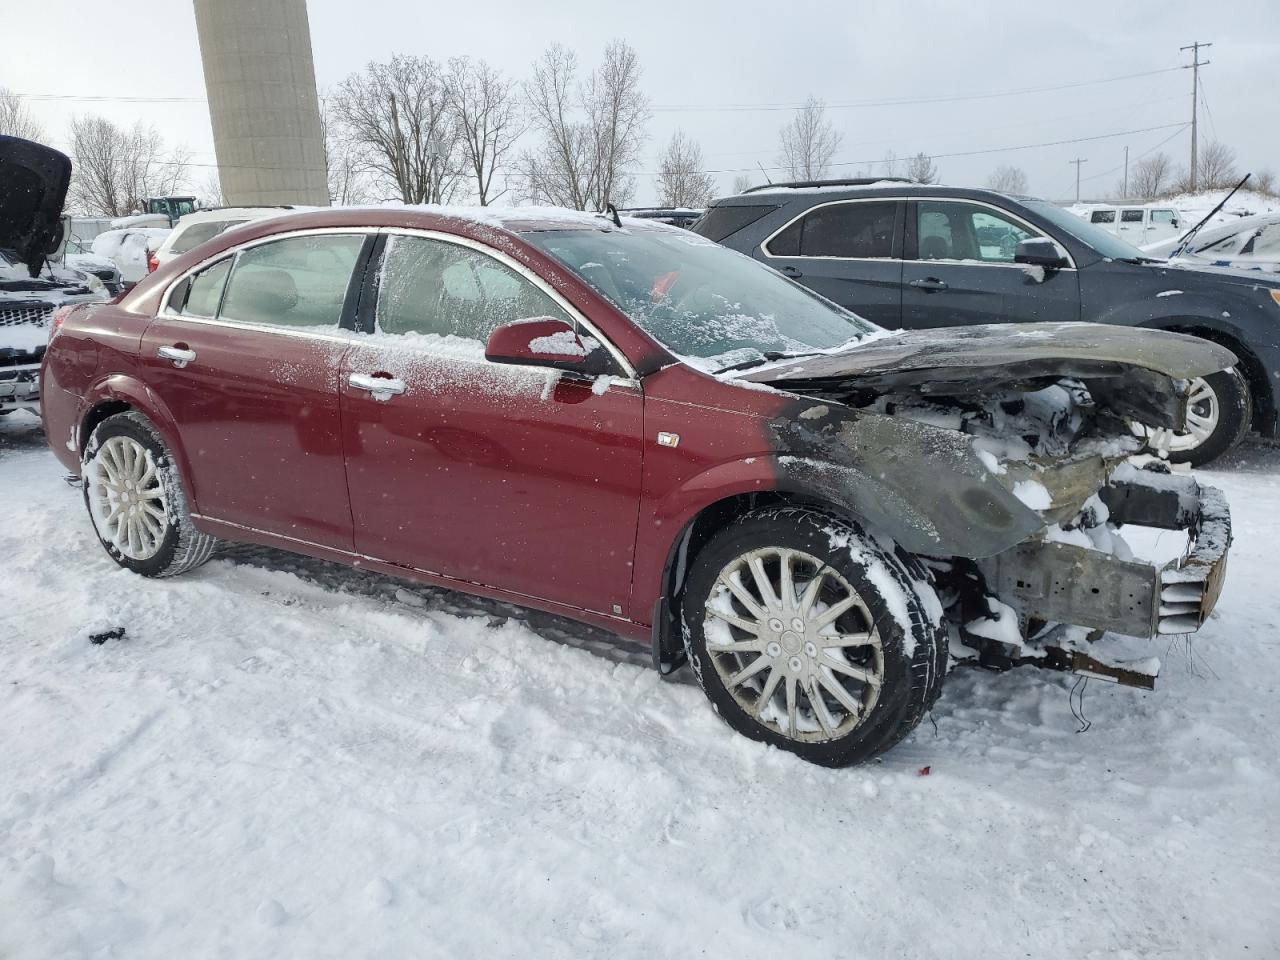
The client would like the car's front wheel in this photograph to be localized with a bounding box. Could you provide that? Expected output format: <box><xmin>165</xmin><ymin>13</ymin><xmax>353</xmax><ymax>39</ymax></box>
<box><xmin>82</xmin><ymin>412</ymin><xmax>217</xmax><ymax>577</ymax></box>
<box><xmin>1138</xmin><ymin>367</ymin><xmax>1250</xmax><ymax>467</ymax></box>
<box><xmin>681</xmin><ymin>506</ymin><xmax>945</xmax><ymax>767</ymax></box>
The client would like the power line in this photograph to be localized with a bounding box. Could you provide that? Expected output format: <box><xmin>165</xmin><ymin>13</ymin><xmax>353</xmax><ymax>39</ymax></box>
<box><xmin>1077</xmin><ymin>123</ymin><xmax>1190</xmax><ymax>187</ymax></box>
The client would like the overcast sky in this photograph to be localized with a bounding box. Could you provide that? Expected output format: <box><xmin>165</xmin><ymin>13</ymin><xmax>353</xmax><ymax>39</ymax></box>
<box><xmin>5</xmin><ymin>0</ymin><xmax>1278</xmax><ymax>206</ymax></box>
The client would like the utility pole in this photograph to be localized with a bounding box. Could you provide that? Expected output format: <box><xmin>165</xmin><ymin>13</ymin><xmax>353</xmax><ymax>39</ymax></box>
<box><xmin>1181</xmin><ymin>41</ymin><xmax>1211</xmax><ymax>191</ymax></box>
<box><xmin>1122</xmin><ymin>145</ymin><xmax>1129</xmax><ymax>198</ymax></box>
<box><xmin>1069</xmin><ymin>157</ymin><xmax>1088</xmax><ymax>202</ymax></box>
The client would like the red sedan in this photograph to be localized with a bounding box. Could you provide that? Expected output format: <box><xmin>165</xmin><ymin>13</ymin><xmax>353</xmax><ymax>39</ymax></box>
<box><xmin>42</xmin><ymin>206</ymin><xmax>1233</xmax><ymax>765</ymax></box>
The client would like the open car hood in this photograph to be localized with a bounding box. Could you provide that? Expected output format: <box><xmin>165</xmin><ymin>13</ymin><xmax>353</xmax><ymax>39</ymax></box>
<box><xmin>0</xmin><ymin>135</ymin><xmax>72</xmax><ymax>278</ymax></box>
<box><xmin>737</xmin><ymin>322</ymin><xmax>1237</xmax><ymax>392</ymax></box>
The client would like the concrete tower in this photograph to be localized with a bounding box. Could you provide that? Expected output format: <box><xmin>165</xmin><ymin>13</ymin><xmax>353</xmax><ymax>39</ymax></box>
<box><xmin>193</xmin><ymin>0</ymin><xmax>330</xmax><ymax>206</ymax></box>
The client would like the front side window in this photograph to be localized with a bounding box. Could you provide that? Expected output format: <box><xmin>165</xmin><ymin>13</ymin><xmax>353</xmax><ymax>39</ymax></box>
<box><xmin>376</xmin><ymin>235</ymin><xmax>572</xmax><ymax>343</ymax></box>
<box><xmin>766</xmin><ymin>201</ymin><xmax>897</xmax><ymax>258</ymax></box>
<box><xmin>1121</xmin><ymin>209</ymin><xmax>1145</xmax><ymax>223</ymax></box>
<box><xmin>219</xmin><ymin>234</ymin><xmax>364</xmax><ymax>330</ymax></box>
<box><xmin>1151</xmin><ymin>210</ymin><xmax>1177</xmax><ymax>225</ymax></box>
<box><xmin>180</xmin><ymin>258</ymin><xmax>232</xmax><ymax>318</ymax></box>
<box><xmin>916</xmin><ymin>201</ymin><xmax>1035</xmax><ymax>263</ymax></box>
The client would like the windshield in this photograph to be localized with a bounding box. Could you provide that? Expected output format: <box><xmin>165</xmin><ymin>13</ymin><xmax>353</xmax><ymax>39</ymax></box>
<box><xmin>522</xmin><ymin>226</ymin><xmax>879</xmax><ymax>371</ymax></box>
<box><xmin>1023</xmin><ymin>200</ymin><xmax>1154</xmax><ymax>261</ymax></box>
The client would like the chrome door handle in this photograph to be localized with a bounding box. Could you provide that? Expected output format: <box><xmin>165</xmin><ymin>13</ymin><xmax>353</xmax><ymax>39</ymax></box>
<box><xmin>349</xmin><ymin>372</ymin><xmax>407</xmax><ymax>399</ymax></box>
<box><xmin>157</xmin><ymin>345</ymin><xmax>197</xmax><ymax>367</ymax></box>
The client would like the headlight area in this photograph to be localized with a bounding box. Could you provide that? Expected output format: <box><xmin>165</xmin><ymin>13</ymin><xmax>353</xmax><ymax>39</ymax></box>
<box><xmin>943</xmin><ymin>462</ymin><xmax>1231</xmax><ymax>689</ymax></box>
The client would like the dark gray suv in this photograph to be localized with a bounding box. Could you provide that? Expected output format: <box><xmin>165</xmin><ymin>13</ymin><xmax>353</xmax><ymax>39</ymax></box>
<box><xmin>695</xmin><ymin>179</ymin><xmax>1280</xmax><ymax>466</ymax></box>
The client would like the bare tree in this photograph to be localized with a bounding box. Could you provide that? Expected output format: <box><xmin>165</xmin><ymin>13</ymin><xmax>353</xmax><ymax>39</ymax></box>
<box><xmin>778</xmin><ymin>97</ymin><xmax>841</xmax><ymax>181</ymax></box>
<box><xmin>67</xmin><ymin>115</ymin><xmax>189</xmax><ymax>216</ymax></box>
<box><xmin>1130</xmin><ymin>152</ymin><xmax>1174</xmax><ymax>199</ymax></box>
<box><xmin>656</xmin><ymin>130</ymin><xmax>715</xmax><ymax>208</ymax></box>
<box><xmin>522</xmin><ymin>41</ymin><xmax>649</xmax><ymax>210</ymax></box>
<box><xmin>1254</xmin><ymin>168</ymin><xmax>1276</xmax><ymax>197</ymax></box>
<box><xmin>1196</xmin><ymin>140</ymin><xmax>1239</xmax><ymax>190</ymax></box>
<box><xmin>198</xmin><ymin>170</ymin><xmax>225</xmax><ymax>207</ymax></box>
<box><xmin>986</xmin><ymin>165</ymin><xmax>1028</xmax><ymax>194</ymax></box>
<box><xmin>731</xmin><ymin>173</ymin><xmax>755</xmax><ymax>194</ymax></box>
<box><xmin>318</xmin><ymin>94</ymin><xmax>371</xmax><ymax>206</ymax></box>
<box><xmin>446</xmin><ymin>57</ymin><xmax>523</xmax><ymax>205</ymax></box>
<box><xmin>0</xmin><ymin>87</ymin><xmax>45</xmax><ymax>141</ymax></box>
<box><xmin>332</xmin><ymin>55</ymin><xmax>462</xmax><ymax>204</ymax></box>
<box><xmin>906</xmin><ymin>152</ymin><xmax>938</xmax><ymax>184</ymax></box>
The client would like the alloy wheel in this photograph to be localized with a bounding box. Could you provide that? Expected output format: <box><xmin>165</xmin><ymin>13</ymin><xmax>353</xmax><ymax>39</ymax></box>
<box><xmin>703</xmin><ymin>547</ymin><xmax>884</xmax><ymax>743</ymax></box>
<box><xmin>87</xmin><ymin>435</ymin><xmax>170</xmax><ymax>561</ymax></box>
<box><xmin>1144</xmin><ymin>376</ymin><xmax>1220</xmax><ymax>455</ymax></box>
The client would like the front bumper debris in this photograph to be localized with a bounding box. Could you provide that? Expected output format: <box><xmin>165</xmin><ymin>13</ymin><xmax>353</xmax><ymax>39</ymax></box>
<box><xmin>977</xmin><ymin>465</ymin><xmax>1230</xmax><ymax>639</ymax></box>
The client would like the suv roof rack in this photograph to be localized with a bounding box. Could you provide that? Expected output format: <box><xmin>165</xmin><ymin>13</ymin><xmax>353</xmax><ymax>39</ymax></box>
<box><xmin>743</xmin><ymin>177</ymin><xmax>915</xmax><ymax>193</ymax></box>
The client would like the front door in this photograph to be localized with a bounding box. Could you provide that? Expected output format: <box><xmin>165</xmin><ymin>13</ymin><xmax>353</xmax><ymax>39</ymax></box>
<box><xmin>901</xmin><ymin>199</ymin><xmax>1080</xmax><ymax>329</ymax></box>
<box><xmin>140</xmin><ymin>232</ymin><xmax>370</xmax><ymax>549</ymax></box>
<box><xmin>339</xmin><ymin>233</ymin><xmax>645</xmax><ymax>618</ymax></box>
<box><xmin>759</xmin><ymin>198</ymin><xmax>904</xmax><ymax>327</ymax></box>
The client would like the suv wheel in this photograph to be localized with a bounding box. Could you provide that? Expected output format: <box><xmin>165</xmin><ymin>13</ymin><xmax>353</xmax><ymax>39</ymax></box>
<box><xmin>1139</xmin><ymin>368</ymin><xmax>1250</xmax><ymax>467</ymax></box>
<box><xmin>681</xmin><ymin>506</ymin><xmax>945</xmax><ymax>767</ymax></box>
<box><xmin>82</xmin><ymin>412</ymin><xmax>217</xmax><ymax>577</ymax></box>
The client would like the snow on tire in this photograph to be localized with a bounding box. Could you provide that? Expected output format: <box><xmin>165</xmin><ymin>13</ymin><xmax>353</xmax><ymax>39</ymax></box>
<box><xmin>681</xmin><ymin>505</ymin><xmax>945</xmax><ymax>767</ymax></box>
<box><xmin>82</xmin><ymin>412</ymin><xmax>216</xmax><ymax>578</ymax></box>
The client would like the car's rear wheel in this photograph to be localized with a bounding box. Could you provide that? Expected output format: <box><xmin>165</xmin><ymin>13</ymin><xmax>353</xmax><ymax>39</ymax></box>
<box><xmin>681</xmin><ymin>506</ymin><xmax>944</xmax><ymax>767</ymax></box>
<box><xmin>1139</xmin><ymin>368</ymin><xmax>1250</xmax><ymax>467</ymax></box>
<box><xmin>82</xmin><ymin>412</ymin><xmax>217</xmax><ymax>577</ymax></box>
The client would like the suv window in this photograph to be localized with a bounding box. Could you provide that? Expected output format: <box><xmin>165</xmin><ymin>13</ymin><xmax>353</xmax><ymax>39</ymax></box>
<box><xmin>692</xmin><ymin>203</ymin><xmax>780</xmax><ymax>242</ymax></box>
<box><xmin>180</xmin><ymin>258</ymin><xmax>233</xmax><ymax>318</ymax></box>
<box><xmin>1090</xmin><ymin>210</ymin><xmax>1116</xmax><ymax>224</ymax></box>
<box><xmin>220</xmin><ymin>234</ymin><xmax>363</xmax><ymax>330</ymax></box>
<box><xmin>170</xmin><ymin>219</ymin><xmax>249</xmax><ymax>255</ymax></box>
<box><xmin>916</xmin><ymin>201</ymin><xmax>1035</xmax><ymax>263</ymax></box>
<box><xmin>376</xmin><ymin>235</ymin><xmax>572</xmax><ymax>342</ymax></box>
<box><xmin>1121</xmin><ymin>209</ymin><xmax>1145</xmax><ymax>223</ymax></box>
<box><xmin>766</xmin><ymin>201</ymin><xmax>897</xmax><ymax>258</ymax></box>
<box><xmin>1150</xmin><ymin>210</ymin><xmax>1177</xmax><ymax>225</ymax></box>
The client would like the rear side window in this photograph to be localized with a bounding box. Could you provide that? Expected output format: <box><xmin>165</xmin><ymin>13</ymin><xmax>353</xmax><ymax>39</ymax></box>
<box><xmin>376</xmin><ymin>235</ymin><xmax>572</xmax><ymax>343</ymax></box>
<box><xmin>691</xmin><ymin>203</ymin><xmax>780</xmax><ymax>242</ymax></box>
<box><xmin>1090</xmin><ymin>210</ymin><xmax>1116</xmax><ymax>224</ymax></box>
<box><xmin>180</xmin><ymin>259</ymin><xmax>232</xmax><ymax>318</ymax></box>
<box><xmin>170</xmin><ymin>219</ymin><xmax>249</xmax><ymax>255</ymax></box>
<box><xmin>1121</xmin><ymin>209</ymin><xmax>1145</xmax><ymax>223</ymax></box>
<box><xmin>766</xmin><ymin>201</ymin><xmax>897</xmax><ymax>258</ymax></box>
<box><xmin>220</xmin><ymin>234</ymin><xmax>364</xmax><ymax>330</ymax></box>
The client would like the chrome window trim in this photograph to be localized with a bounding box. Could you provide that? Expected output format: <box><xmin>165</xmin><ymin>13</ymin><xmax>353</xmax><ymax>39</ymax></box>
<box><xmin>155</xmin><ymin>224</ymin><xmax>637</xmax><ymax>380</ymax></box>
<box><xmin>380</xmin><ymin>227</ymin><xmax>637</xmax><ymax>380</ymax></box>
<box><xmin>760</xmin><ymin>196</ymin><xmax>907</xmax><ymax>262</ymax></box>
<box><xmin>760</xmin><ymin>195</ymin><xmax>1077</xmax><ymax>270</ymax></box>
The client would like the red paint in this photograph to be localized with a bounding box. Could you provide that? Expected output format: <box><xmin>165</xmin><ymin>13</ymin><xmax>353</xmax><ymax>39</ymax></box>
<box><xmin>42</xmin><ymin>208</ymin><xmax>800</xmax><ymax>645</ymax></box>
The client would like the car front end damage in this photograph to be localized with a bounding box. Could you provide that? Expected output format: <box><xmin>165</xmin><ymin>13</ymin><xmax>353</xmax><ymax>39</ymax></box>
<box><xmin>742</xmin><ymin>322</ymin><xmax>1236</xmax><ymax>689</ymax></box>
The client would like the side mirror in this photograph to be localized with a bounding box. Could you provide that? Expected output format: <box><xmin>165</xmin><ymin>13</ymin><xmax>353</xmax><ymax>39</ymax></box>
<box><xmin>485</xmin><ymin>317</ymin><xmax>613</xmax><ymax>377</ymax></box>
<box><xmin>1014</xmin><ymin>237</ymin><xmax>1069</xmax><ymax>269</ymax></box>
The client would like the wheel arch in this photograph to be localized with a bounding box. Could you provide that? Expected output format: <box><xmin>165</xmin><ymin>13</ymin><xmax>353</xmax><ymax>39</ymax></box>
<box><xmin>1141</xmin><ymin>317</ymin><xmax>1273</xmax><ymax>431</ymax></box>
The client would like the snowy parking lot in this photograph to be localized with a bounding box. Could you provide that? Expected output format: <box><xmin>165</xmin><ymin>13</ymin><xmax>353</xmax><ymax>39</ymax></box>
<box><xmin>1</xmin><ymin>409</ymin><xmax>1277</xmax><ymax>959</ymax></box>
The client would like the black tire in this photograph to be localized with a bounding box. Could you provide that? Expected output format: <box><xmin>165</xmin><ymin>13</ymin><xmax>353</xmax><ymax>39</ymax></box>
<box><xmin>82</xmin><ymin>412</ymin><xmax>217</xmax><ymax>577</ymax></box>
<box><xmin>1159</xmin><ymin>368</ymin><xmax>1251</xmax><ymax>467</ymax></box>
<box><xmin>680</xmin><ymin>505</ymin><xmax>945</xmax><ymax>767</ymax></box>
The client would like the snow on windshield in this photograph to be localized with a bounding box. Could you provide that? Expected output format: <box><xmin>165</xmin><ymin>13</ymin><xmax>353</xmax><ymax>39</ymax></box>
<box><xmin>524</xmin><ymin>227</ymin><xmax>880</xmax><ymax>371</ymax></box>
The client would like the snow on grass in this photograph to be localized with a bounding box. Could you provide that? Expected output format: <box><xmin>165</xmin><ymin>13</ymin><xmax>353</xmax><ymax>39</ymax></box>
<box><xmin>1</xmin><ymin>412</ymin><xmax>1278</xmax><ymax>958</ymax></box>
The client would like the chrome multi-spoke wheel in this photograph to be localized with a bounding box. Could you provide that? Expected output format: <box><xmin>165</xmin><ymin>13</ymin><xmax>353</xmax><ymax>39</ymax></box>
<box><xmin>87</xmin><ymin>435</ymin><xmax>169</xmax><ymax>561</ymax></box>
<box><xmin>704</xmin><ymin>546</ymin><xmax>884</xmax><ymax>744</ymax></box>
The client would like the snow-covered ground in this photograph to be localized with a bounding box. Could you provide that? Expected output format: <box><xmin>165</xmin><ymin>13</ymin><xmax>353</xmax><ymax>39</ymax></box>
<box><xmin>1069</xmin><ymin>188</ymin><xmax>1280</xmax><ymax>234</ymax></box>
<box><xmin>2</xmin><ymin>411</ymin><xmax>1277</xmax><ymax>959</ymax></box>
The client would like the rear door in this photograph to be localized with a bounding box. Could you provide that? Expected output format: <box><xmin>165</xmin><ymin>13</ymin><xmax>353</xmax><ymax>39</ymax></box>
<box><xmin>338</xmin><ymin>232</ymin><xmax>645</xmax><ymax>618</ymax></box>
<box><xmin>759</xmin><ymin>198</ymin><xmax>904</xmax><ymax>327</ymax></box>
<box><xmin>901</xmin><ymin>199</ymin><xmax>1080</xmax><ymax>329</ymax></box>
<box><xmin>141</xmin><ymin>230</ymin><xmax>372</xmax><ymax>549</ymax></box>
<box><xmin>1117</xmin><ymin>208</ymin><xmax>1146</xmax><ymax>244</ymax></box>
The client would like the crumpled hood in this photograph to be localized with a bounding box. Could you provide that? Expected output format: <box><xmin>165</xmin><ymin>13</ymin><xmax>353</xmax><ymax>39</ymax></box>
<box><xmin>738</xmin><ymin>322</ymin><xmax>1238</xmax><ymax>390</ymax></box>
<box><xmin>0</xmin><ymin>135</ymin><xmax>72</xmax><ymax>278</ymax></box>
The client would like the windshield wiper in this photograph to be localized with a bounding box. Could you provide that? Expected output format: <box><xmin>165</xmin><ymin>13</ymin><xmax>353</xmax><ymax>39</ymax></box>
<box><xmin>714</xmin><ymin>350</ymin><xmax>820</xmax><ymax>375</ymax></box>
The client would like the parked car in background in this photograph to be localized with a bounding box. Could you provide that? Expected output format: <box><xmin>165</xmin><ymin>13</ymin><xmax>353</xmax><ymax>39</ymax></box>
<box><xmin>1073</xmin><ymin>203</ymin><xmax>1183</xmax><ymax>245</ymax></box>
<box><xmin>43</xmin><ymin>205</ymin><xmax>1234</xmax><ymax>765</ymax></box>
<box><xmin>617</xmin><ymin>207</ymin><xmax>704</xmax><ymax>228</ymax></box>
<box><xmin>90</xmin><ymin>226</ymin><xmax>172</xmax><ymax>287</ymax></box>
<box><xmin>696</xmin><ymin>179</ymin><xmax>1280</xmax><ymax>466</ymax></box>
<box><xmin>151</xmin><ymin>207</ymin><xmax>303</xmax><ymax>269</ymax></box>
<box><xmin>1143</xmin><ymin>212</ymin><xmax>1280</xmax><ymax>274</ymax></box>
<box><xmin>0</xmin><ymin>135</ymin><xmax>109</xmax><ymax>415</ymax></box>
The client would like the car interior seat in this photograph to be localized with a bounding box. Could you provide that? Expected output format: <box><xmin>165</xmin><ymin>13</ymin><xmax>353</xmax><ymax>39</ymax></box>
<box><xmin>920</xmin><ymin>235</ymin><xmax>950</xmax><ymax>260</ymax></box>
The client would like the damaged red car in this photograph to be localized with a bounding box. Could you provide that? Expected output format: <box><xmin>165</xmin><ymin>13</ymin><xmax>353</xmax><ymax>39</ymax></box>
<box><xmin>41</xmin><ymin>203</ymin><xmax>1234</xmax><ymax>766</ymax></box>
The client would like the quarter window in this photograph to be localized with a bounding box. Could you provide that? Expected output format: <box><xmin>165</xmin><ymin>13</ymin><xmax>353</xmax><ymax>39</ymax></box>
<box><xmin>916</xmin><ymin>201</ymin><xmax>1036</xmax><ymax>263</ymax></box>
<box><xmin>219</xmin><ymin>234</ymin><xmax>364</xmax><ymax>330</ymax></box>
<box><xmin>180</xmin><ymin>258</ymin><xmax>232</xmax><ymax>318</ymax></box>
<box><xmin>375</xmin><ymin>235</ymin><xmax>572</xmax><ymax>343</ymax></box>
<box><xmin>766</xmin><ymin>201</ymin><xmax>897</xmax><ymax>258</ymax></box>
